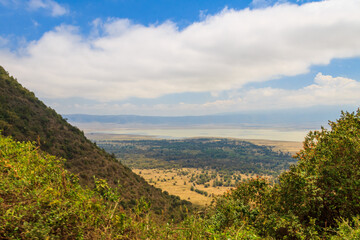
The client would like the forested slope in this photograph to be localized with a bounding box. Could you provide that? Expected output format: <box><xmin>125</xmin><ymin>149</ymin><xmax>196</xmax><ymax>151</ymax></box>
<box><xmin>0</xmin><ymin>66</ymin><xmax>191</xmax><ymax>221</ymax></box>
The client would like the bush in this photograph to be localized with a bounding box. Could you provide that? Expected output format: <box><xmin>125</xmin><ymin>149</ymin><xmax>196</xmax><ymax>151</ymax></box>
<box><xmin>0</xmin><ymin>134</ymin><xmax>132</xmax><ymax>239</ymax></box>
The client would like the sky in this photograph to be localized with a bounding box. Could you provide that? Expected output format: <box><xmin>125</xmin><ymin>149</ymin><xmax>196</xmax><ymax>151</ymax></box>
<box><xmin>1</xmin><ymin>0</ymin><xmax>360</xmax><ymax>117</ymax></box>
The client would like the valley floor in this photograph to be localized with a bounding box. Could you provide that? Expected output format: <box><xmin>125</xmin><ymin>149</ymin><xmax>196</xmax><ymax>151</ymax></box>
<box><xmin>134</xmin><ymin>168</ymin><xmax>263</xmax><ymax>206</ymax></box>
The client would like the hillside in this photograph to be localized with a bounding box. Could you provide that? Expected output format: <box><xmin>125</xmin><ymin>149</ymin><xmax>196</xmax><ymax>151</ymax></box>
<box><xmin>0</xmin><ymin>66</ymin><xmax>191</xmax><ymax>221</ymax></box>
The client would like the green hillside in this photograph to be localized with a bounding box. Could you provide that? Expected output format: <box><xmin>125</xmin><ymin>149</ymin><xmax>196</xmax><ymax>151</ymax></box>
<box><xmin>0</xmin><ymin>66</ymin><xmax>191</xmax><ymax>221</ymax></box>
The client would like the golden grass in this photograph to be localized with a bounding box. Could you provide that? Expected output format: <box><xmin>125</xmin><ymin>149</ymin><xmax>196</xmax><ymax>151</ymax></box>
<box><xmin>133</xmin><ymin>168</ymin><xmax>258</xmax><ymax>206</ymax></box>
<box><xmin>245</xmin><ymin>139</ymin><xmax>303</xmax><ymax>155</ymax></box>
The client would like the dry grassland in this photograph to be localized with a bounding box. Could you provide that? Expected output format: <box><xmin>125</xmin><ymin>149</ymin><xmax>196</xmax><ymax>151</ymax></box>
<box><xmin>245</xmin><ymin>139</ymin><xmax>303</xmax><ymax>155</ymax></box>
<box><xmin>133</xmin><ymin>168</ymin><xmax>258</xmax><ymax>206</ymax></box>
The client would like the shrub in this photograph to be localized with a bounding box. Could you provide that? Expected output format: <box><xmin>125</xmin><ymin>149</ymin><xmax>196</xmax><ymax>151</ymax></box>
<box><xmin>0</xmin><ymin>134</ymin><xmax>132</xmax><ymax>239</ymax></box>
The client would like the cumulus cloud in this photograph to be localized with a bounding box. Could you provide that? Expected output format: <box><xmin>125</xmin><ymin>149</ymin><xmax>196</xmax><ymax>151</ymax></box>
<box><xmin>1</xmin><ymin>0</ymin><xmax>360</xmax><ymax>104</ymax></box>
<box><xmin>46</xmin><ymin>73</ymin><xmax>360</xmax><ymax>116</ymax></box>
<box><xmin>28</xmin><ymin>0</ymin><xmax>67</xmax><ymax>16</ymax></box>
<box><xmin>238</xmin><ymin>73</ymin><xmax>360</xmax><ymax>110</ymax></box>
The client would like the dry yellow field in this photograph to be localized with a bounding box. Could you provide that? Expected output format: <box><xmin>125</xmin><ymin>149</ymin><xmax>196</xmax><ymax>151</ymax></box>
<box><xmin>133</xmin><ymin>168</ymin><xmax>258</xmax><ymax>206</ymax></box>
<box><xmin>245</xmin><ymin>139</ymin><xmax>303</xmax><ymax>155</ymax></box>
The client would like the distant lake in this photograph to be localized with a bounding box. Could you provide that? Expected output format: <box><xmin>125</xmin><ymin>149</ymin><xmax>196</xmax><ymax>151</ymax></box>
<box><xmin>76</xmin><ymin>124</ymin><xmax>312</xmax><ymax>142</ymax></box>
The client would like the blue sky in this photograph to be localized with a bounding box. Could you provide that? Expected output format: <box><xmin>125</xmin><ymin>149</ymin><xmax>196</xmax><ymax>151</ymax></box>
<box><xmin>0</xmin><ymin>0</ymin><xmax>359</xmax><ymax>117</ymax></box>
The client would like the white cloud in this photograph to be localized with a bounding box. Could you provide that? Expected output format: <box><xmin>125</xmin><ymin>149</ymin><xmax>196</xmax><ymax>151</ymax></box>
<box><xmin>184</xmin><ymin>74</ymin><xmax>360</xmax><ymax>114</ymax></box>
<box><xmin>46</xmin><ymin>73</ymin><xmax>360</xmax><ymax>116</ymax></box>
<box><xmin>1</xmin><ymin>0</ymin><xmax>360</xmax><ymax>104</ymax></box>
<box><xmin>28</xmin><ymin>0</ymin><xmax>68</xmax><ymax>16</ymax></box>
<box><xmin>238</xmin><ymin>73</ymin><xmax>360</xmax><ymax>110</ymax></box>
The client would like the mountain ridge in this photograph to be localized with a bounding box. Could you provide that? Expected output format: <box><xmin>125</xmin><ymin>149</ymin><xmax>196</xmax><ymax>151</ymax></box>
<box><xmin>63</xmin><ymin>108</ymin><xmax>346</xmax><ymax>128</ymax></box>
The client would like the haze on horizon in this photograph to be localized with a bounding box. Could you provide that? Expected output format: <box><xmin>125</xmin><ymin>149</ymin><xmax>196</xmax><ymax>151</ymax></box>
<box><xmin>1</xmin><ymin>0</ymin><xmax>360</xmax><ymax>118</ymax></box>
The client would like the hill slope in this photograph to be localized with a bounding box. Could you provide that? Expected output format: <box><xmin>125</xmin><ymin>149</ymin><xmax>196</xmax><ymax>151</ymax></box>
<box><xmin>0</xmin><ymin>134</ymin><xmax>131</xmax><ymax>239</ymax></box>
<box><xmin>0</xmin><ymin>66</ymin><xmax>191</xmax><ymax>221</ymax></box>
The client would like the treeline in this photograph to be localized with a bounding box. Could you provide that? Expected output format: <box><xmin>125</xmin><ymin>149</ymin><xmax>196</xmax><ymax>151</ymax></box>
<box><xmin>98</xmin><ymin>138</ymin><xmax>295</xmax><ymax>176</ymax></box>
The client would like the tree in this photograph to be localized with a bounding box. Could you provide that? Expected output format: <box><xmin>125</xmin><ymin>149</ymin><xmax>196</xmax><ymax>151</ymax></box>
<box><xmin>211</xmin><ymin>109</ymin><xmax>360</xmax><ymax>239</ymax></box>
<box><xmin>266</xmin><ymin>109</ymin><xmax>360</xmax><ymax>238</ymax></box>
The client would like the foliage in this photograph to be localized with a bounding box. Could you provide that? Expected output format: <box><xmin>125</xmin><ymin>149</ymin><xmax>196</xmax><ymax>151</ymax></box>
<box><xmin>272</xmin><ymin>110</ymin><xmax>360</xmax><ymax>236</ymax></box>
<box><xmin>0</xmin><ymin>134</ymin><xmax>133</xmax><ymax>239</ymax></box>
<box><xmin>331</xmin><ymin>216</ymin><xmax>360</xmax><ymax>240</ymax></box>
<box><xmin>205</xmin><ymin>109</ymin><xmax>360</xmax><ymax>239</ymax></box>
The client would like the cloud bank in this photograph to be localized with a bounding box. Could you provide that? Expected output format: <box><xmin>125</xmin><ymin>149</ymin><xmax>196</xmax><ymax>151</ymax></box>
<box><xmin>1</xmin><ymin>0</ymin><xmax>360</xmax><ymax>109</ymax></box>
<box><xmin>46</xmin><ymin>73</ymin><xmax>360</xmax><ymax>116</ymax></box>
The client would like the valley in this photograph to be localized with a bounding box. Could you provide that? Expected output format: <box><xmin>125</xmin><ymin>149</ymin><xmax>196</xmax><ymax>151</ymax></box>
<box><xmin>2</xmin><ymin>64</ymin><xmax>360</xmax><ymax>239</ymax></box>
<box><xmin>87</xmin><ymin>133</ymin><xmax>302</xmax><ymax>206</ymax></box>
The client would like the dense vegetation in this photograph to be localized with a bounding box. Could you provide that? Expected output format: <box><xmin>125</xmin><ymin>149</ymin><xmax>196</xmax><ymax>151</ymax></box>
<box><xmin>0</xmin><ymin>66</ymin><xmax>191</xmax><ymax>222</ymax></box>
<box><xmin>203</xmin><ymin>109</ymin><xmax>360</xmax><ymax>239</ymax></box>
<box><xmin>0</xmin><ymin>134</ymin><xmax>129</xmax><ymax>239</ymax></box>
<box><xmin>98</xmin><ymin>138</ymin><xmax>294</xmax><ymax>176</ymax></box>
<box><xmin>2</xmin><ymin>109</ymin><xmax>360</xmax><ymax>239</ymax></box>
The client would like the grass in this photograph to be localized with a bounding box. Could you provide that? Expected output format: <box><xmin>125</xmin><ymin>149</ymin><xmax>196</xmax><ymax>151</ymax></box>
<box><xmin>244</xmin><ymin>139</ymin><xmax>302</xmax><ymax>155</ymax></box>
<box><xmin>133</xmin><ymin>168</ymin><xmax>261</xmax><ymax>206</ymax></box>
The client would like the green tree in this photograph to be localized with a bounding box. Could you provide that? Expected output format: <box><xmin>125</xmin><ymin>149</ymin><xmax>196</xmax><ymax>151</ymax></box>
<box><xmin>209</xmin><ymin>109</ymin><xmax>360</xmax><ymax>239</ymax></box>
<box><xmin>275</xmin><ymin>110</ymin><xmax>360</xmax><ymax>232</ymax></box>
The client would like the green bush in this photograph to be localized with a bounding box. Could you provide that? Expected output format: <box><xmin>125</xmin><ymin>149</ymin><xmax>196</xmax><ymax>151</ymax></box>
<box><xmin>0</xmin><ymin>134</ymin><xmax>132</xmax><ymax>239</ymax></box>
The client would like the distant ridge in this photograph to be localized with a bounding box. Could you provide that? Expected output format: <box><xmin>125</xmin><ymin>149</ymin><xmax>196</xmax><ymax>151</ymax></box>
<box><xmin>0</xmin><ymin>66</ymin><xmax>191</xmax><ymax>221</ymax></box>
<box><xmin>64</xmin><ymin>108</ymin><xmax>344</xmax><ymax>128</ymax></box>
